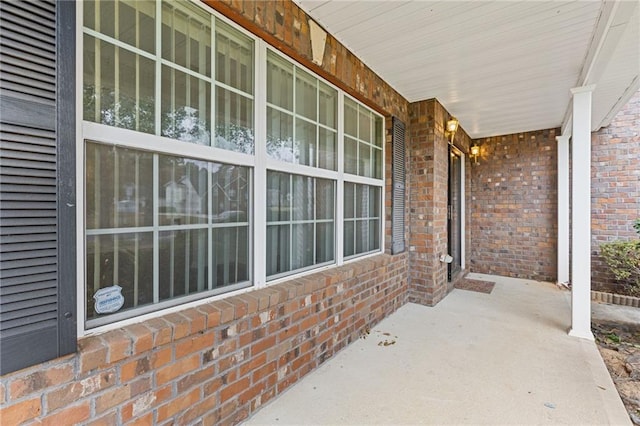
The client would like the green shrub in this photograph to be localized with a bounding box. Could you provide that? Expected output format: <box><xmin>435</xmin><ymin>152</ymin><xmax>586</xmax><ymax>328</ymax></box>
<box><xmin>601</xmin><ymin>240</ymin><xmax>640</xmax><ymax>294</ymax></box>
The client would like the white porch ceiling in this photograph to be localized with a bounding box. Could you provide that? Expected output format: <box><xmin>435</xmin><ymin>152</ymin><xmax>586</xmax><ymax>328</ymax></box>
<box><xmin>296</xmin><ymin>1</ymin><xmax>640</xmax><ymax>139</ymax></box>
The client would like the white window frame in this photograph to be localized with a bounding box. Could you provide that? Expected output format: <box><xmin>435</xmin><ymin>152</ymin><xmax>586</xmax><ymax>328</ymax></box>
<box><xmin>75</xmin><ymin>0</ymin><xmax>384</xmax><ymax>337</ymax></box>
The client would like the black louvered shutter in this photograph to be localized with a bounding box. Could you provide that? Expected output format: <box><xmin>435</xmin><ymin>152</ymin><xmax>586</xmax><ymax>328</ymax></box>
<box><xmin>391</xmin><ymin>117</ymin><xmax>406</xmax><ymax>254</ymax></box>
<box><xmin>0</xmin><ymin>0</ymin><xmax>76</xmax><ymax>375</ymax></box>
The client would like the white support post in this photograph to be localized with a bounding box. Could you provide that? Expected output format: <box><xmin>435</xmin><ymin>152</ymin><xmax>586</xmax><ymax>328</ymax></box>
<box><xmin>569</xmin><ymin>85</ymin><xmax>595</xmax><ymax>341</ymax></box>
<box><xmin>556</xmin><ymin>135</ymin><xmax>570</xmax><ymax>286</ymax></box>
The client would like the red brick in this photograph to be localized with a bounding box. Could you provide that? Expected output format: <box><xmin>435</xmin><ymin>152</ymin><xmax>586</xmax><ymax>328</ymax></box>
<box><xmin>124</xmin><ymin>323</ymin><xmax>154</xmax><ymax>355</ymax></box>
<box><xmin>197</xmin><ymin>304</ymin><xmax>222</xmax><ymax>328</ymax></box>
<box><xmin>156</xmin><ymin>388</ymin><xmax>200</xmax><ymax>422</ymax></box>
<box><xmin>125</xmin><ymin>412</ymin><xmax>153</xmax><ymax>426</ymax></box>
<box><xmin>0</xmin><ymin>397</ymin><xmax>41</xmax><ymax>424</ymax></box>
<box><xmin>9</xmin><ymin>363</ymin><xmax>74</xmax><ymax>400</ymax></box>
<box><xmin>164</xmin><ymin>312</ymin><xmax>192</xmax><ymax>340</ymax></box>
<box><xmin>46</xmin><ymin>370</ymin><xmax>116</xmax><ymax>411</ymax></box>
<box><xmin>152</xmin><ymin>347</ymin><xmax>173</xmax><ymax>369</ymax></box>
<box><xmin>177</xmin><ymin>365</ymin><xmax>215</xmax><ymax>393</ymax></box>
<box><xmin>175</xmin><ymin>331</ymin><xmax>215</xmax><ymax>359</ymax></box>
<box><xmin>96</xmin><ymin>383</ymin><xmax>131</xmax><ymax>413</ymax></box>
<box><xmin>145</xmin><ymin>318</ymin><xmax>173</xmax><ymax>347</ymax></box>
<box><xmin>40</xmin><ymin>402</ymin><xmax>90</xmax><ymax>426</ymax></box>
<box><xmin>176</xmin><ymin>394</ymin><xmax>218</xmax><ymax>424</ymax></box>
<box><xmin>220</xmin><ymin>377</ymin><xmax>250</xmax><ymax>403</ymax></box>
<box><xmin>121</xmin><ymin>356</ymin><xmax>152</xmax><ymax>383</ymax></box>
<box><xmin>84</xmin><ymin>410</ymin><xmax>118</xmax><ymax>426</ymax></box>
<box><xmin>104</xmin><ymin>329</ymin><xmax>133</xmax><ymax>363</ymax></box>
<box><xmin>121</xmin><ymin>386</ymin><xmax>172</xmax><ymax>422</ymax></box>
<box><xmin>251</xmin><ymin>335</ymin><xmax>276</xmax><ymax>357</ymax></box>
<box><xmin>180</xmin><ymin>308</ymin><xmax>207</xmax><ymax>334</ymax></box>
<box><xmin>156</xmin><ymin>354</ymin><xmax>200</xmax><ymax>385</ymax></box>
<box><xmin>78</xmin><ymin>336</ymin><xmax>108</xmax><ymax>374</ymax></box>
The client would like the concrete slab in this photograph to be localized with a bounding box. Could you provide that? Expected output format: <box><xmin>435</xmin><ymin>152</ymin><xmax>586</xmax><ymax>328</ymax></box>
<box><xmin>245</xmin><ymin>274</ymin><xmax>630</xmax><ymax>425</ymax></box>
<box><xmin>593</xmin><ymin>301</ymin><xmax>640</xmax><ymax>326</ymax></box>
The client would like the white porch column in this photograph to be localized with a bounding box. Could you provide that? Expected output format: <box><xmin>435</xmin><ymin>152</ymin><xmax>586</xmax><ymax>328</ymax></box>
<box><xmin>569</xmin><ymin>85</ymin><xmax>595</xmax><ymax>341</ymax></box>
<box><xmin>556</xmin><ymin>135</ymin><xmax>570</xmax><ymax>285</ymax></box>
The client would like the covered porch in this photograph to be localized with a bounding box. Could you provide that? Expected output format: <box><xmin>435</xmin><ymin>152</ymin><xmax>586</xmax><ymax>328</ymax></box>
<box><xmin>246</xmin><ymin>274</ymin><xmax>630</xmax><ymax>424</ymax></box>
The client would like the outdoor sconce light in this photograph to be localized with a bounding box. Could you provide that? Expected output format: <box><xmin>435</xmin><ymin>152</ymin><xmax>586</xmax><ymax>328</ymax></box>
<box><xmin>445</xmin><ymin>116</ymin><xmax>459</xmax><ymax>143</ymax></box>
<box><xmin>470</xmin><ymin>143</ymin><xmax>480</xmax><ymax>164</ymax></box>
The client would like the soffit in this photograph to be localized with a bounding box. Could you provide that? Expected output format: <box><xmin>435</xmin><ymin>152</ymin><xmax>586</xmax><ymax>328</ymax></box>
<box><xmin>296</xmin><ymin>1</ymin><xmax>640</xmax><ymax>139</ymax></box>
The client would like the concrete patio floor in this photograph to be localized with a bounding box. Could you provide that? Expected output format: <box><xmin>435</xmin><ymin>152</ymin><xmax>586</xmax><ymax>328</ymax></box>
<box><xmin>245</xmin><ymin>274</ymin><xmax>631</xmax><ymax>425</ymax></box>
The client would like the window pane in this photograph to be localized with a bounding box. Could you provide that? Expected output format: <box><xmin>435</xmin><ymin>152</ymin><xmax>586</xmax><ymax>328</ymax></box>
<box><xmin>267</xmin><ymin>171</ymin><xmax>290</xmax><ymax>222</ymax></box>
<box><xmin>359</xmin><ymin>108</ymin><xmax>372</xmax><ymax>142</ymax></box>
<box><xmin>344</xmin><ymin>221</ymin><xmax>355</xmax><ymax>257</ymax></box>
<box><xmin>374</xmin><ymin>116</ymin><xmax>383</xmax><ymax>148</ymax></box>
<box><xmin>267</xmin><ymin>172</ymin><xmax>335</xmax><ymax>279</ymax></box>
<box><xmin>159</xmin><ymin>228</ymin><xmax>208</xmax><ymax>300</ymax></box>
<box><xmin>213</xmin><ymin>226</ymin><xmax>249</xmax><ymax>287</ymax></box>
<box><xmin>373</xmin><ymin>147</ymin><xmax>383</xmax><ymax>179</ymax></box>
<box><xmin>292</xmin><ymin>175</ymin><xmax>314</xmax><ymax>221</ymax></box>
<box><xmin>83</xmin><ymin>35</ymin><xmax>155</xmax><ymax>133</ymax></box>
<box><xmin>86</xmin><ymin>232</ymin><xmax>153</xmax><ymax>320</ymax></box>
<box><xmin>344</xmin><ymin>98</ymin><xmax>358</xmax><ymax>137</ymax></box>
<box><xmin>294</xmin><ymin>119</ymin><xmax>316</xmax><ymax>167</ymax></box>
<box><xmin>266</xmin><ymin>225</ymin><xmax>290</xmax><ymax>276</ymax></box>
<box><xmin>267</xmin><ymin>51</ymin><xmax>293</xmax><ymax>110</ymax></box>
<box><xmin>212</xmin><ymin>165</ymin><xmax>250</xmax><ymax>223</ymax></box>
<box><xmin>356</xmin><ymin>185</ymin><xmax>369</xmax><ymax>218</ymax></box>
<box><xmin>162</xmin><ymin>1</ymin><xmax>211</xmax><ymax>76</ymax></box>
<box><xmin>86</xmin><ymin>143</ymin><xmax>154</xmax><ymax>229</ymax></box>
<box><xmin>318</xmin><ymin>128</ymin><xmax>336</xmax><ymax>171</ymax></box>
<box><xmin>316</xmin><ymin>223</ymin><xmax>334</xmax><ymax>263</ymax></box>
<box><xmin>369</xmin><ymin>219</ymin><xmax>380</xmax><ymax>251</ymax></box>
<box><xmin>356</xmin><ymin>219</ymin><xmax>368</xmax><ymax>254</ymax></box>
<box><xmin>85</xmin><ymin>1</ymin><xmax>155</xmax><ymax>53</ymax></box>
<box><xmin>216</xmin><ymin>20</ymin><xmax>254</xmax><ymax>94</ymax></box>
<box><xmin>316</xmin><ymin>179</ymin><xmax>334</xmax><ymax>220</ymax></box>
<box><xmin>295</xmin><ymin>69</ymin><xmax>317</xmax><ymax>121</ymax></box>
<box><xmin>161</xmin><ymin>66</ymin><xmax>211</xmax><ymax>144</ymax></box>
<box><xmin>344</xmin><ymin>136</ymin><xmax>358</xmax><ymax>175</ymax></box>
<box><xmin>158</xmin><ymin>156</ymin><xmax>208</xmax><ymax>226</ymax></box>
<box><xmin>267</xmin><ymin>108</ymin><xmax>294</xmax><ymax>162</ymax></box>
<box><xmin>359</xmin><ymin>142</ymin><xmax>371</xmax><ymax>177</ymax></box>
<box><xmin>344</xmin><ymin>183</ymin><xmax>381</xmax><ymax>257</ymax></box>
<box><xmin>291</xmin><ymin>223</ymin><xmax>314</xmax><ymax>269</ymax></box>
<box><xmin>214</xmin><ymin>87</ymin><xmax>254</xmax><ymax>154</ymax></box>
<box><xmin>318</xmin><ymin>82</ymin><xmax>337</xmax><ymax>129</ymax></box>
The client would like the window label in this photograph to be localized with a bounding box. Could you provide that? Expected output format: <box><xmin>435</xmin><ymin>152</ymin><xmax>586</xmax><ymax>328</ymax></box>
<box><xmin>94</xmin><ymin>285</ymin><xmax>125</xmax><ymax>314</ymax></box>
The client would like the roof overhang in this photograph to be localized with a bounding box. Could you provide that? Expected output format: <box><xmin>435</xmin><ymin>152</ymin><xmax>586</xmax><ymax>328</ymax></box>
<box><xmin>296</xmin><ymin>1</ymin><xmax>640</xmax><ymax>139</ymax></box>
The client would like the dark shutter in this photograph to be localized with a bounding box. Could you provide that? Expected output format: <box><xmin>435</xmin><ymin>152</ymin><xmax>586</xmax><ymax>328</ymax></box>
<box><xmin>391</xmin><ymin>117</ymin><xmax>406</xmax><ymax>254</ymax></box>
<box><xmin>0</xmin><ymin>0</ymin><xmax>76</xmax><ymax>375</ymax></box>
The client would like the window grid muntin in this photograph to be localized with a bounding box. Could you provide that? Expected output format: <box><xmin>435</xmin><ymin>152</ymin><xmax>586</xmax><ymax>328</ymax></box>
<box><xmin>265</xmin><ymin>49</ymin><xmax>338</xmax><ymax>171</ymax></box>
<box><xmin>343</xmin><ymin>96</ymin><xmax>383</xmax><ymax>179</ymax></box>
<box><xmin>266</xmin><ymin>171</ymin><xmax>335</xmax><ymax>280</ymax></box>
<box><xmin>85</xmin><ymin>140</ymin><xmax>252</xmax><ymax>327</ymax></box>
<box><xmin>80</xmin><ymin>0</ymin><xmax>385</xmax><ymax>333</ymax></box>
<box><xmin>343</xmin><ymin>182</ymin><xmax>382</xmax><ymax>259</ymax></box>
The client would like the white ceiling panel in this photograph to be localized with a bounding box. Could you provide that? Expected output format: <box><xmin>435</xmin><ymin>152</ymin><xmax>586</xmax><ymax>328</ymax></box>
<box><xmin>296</xmin><ymin>0</ymin><xmax>640</xmax><ymax>138</ymax></box>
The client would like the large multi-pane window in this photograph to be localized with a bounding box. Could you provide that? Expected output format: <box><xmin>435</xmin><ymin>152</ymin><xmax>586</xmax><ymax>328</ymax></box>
<box><xmin>266</xmin><ymin>51</ymin><xmax>338</xmax><ymax>169</ymax></box>
<box><xmin>81</xmin><ymin>0</ymin><xmax>383</xmax><ymax>330</ymax></box>
<box><xmin>266</xmin><ymin>172</ymin><xmax>335</xmax><ymax>278</ymax></box>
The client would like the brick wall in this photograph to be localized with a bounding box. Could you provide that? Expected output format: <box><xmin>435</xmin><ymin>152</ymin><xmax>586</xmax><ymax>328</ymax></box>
<box><xmin>591</xmin><ymin>91</ymin><xmax>640</xmax><ymax>292</ymax></box>
<box><xmin>0</xmin><ymin>1</ymin><xmax>412</xmax><ymax>425</ymax></box>
<box><xmin>0</xmin><ymin>255</ymin><xmax>407</xmax><ymax>425</ymax></box>
<box><xmin>469</xmin><ymin>129</ymin><xmax>559</xmax><ymax>281</ymax></box>
<box><xmin>408</xmin><ymin>99</ymin><xmax>472</xmax><ymax>305</ymax></box>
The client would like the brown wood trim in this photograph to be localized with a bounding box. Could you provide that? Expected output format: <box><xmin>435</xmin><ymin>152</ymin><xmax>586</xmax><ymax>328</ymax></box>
<box><xmin>201</xmin><ymin>0</ymin><xmax>389</xmax><ymax>117</ymax></box>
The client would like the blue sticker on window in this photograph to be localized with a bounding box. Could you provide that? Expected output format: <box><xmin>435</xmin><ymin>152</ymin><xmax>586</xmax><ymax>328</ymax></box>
<box><xmin>94</xmin><ymin>285</ymin><xmax>125</xmax><ymax>314</ymax></box>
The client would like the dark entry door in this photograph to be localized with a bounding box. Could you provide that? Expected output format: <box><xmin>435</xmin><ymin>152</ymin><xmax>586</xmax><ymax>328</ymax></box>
<box><xmin>448</xmin><ymin>147</ymin><xmax>462</xmax><ymax>281</ymax></box>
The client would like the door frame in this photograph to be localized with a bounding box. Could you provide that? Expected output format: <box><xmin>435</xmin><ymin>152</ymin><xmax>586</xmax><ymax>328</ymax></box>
<box><xmin>447</xmin><ymin>145</ymin><xmax>466</xmax><ymax>280</ymax></box>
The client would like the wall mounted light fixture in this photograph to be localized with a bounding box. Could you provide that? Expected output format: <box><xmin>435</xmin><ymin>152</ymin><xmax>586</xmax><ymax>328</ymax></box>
<box><xmin>470</xmin><ymin>143</ymin><xmax>480</xmax><ymax>164</ymax></box>
<box><xmin>445</xmin><ymin>117</ymin><xmax>459</xmax><ymax>143</ymax></box>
